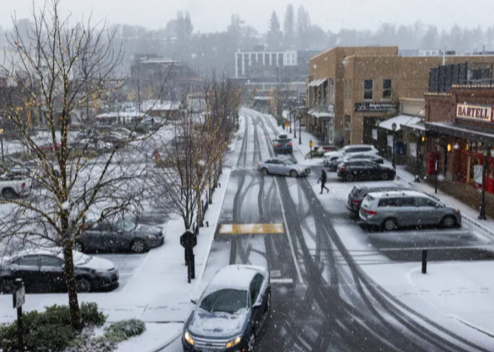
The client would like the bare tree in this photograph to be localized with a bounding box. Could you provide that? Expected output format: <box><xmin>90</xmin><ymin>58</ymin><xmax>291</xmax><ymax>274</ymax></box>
<box><xmin>0</xmin><ymin>0</ymin><xmax>154</xmax><ymax>331</ymax></box>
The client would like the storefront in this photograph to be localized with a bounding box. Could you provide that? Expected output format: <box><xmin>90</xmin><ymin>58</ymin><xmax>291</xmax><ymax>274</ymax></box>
<box><xmin>424</xmin><ymin>87</ymin><xmax>494</xmax><ymax>196</ymax></box>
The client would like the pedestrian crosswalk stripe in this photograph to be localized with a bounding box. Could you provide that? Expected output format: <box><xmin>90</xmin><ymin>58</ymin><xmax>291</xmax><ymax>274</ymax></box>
<box><xmin>218</xmin><ymin>223</ymin><xmax>284</xmax><ymax>235</ymax></box>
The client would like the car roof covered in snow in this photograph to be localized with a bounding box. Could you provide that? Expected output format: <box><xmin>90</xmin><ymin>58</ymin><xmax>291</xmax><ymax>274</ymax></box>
<box><xmin>208</xmin><ymin>265</ymin><xmax>267</xmax><ymax>289</ymax></box>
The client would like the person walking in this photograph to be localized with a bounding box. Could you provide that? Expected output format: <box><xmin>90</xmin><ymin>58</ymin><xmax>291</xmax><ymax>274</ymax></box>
<box><xmin>317</xmin><ymin>169</ymin><xmax>329</xmax><ymax>194</ymax></box>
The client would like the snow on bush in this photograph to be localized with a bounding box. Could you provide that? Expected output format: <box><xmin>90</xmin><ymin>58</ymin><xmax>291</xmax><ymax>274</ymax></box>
<box><xmin>104</xmin><ymin>319</ymin><xmax>146</xmax><ymax>344</ymax></box>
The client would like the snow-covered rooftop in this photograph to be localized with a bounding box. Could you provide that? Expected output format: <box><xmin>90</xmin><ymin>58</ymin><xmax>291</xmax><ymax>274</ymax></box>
<box><xmin>95</xmin><ymin>112</ymin><xmax>152</xmax><ymax>119</ymax></box>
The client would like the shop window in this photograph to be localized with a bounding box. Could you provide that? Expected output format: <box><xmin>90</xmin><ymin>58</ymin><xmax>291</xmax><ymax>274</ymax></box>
<box><xmin>383</xmin><ymin>79</ymin><xmax>392</xmax><ymax>100</ymax></box>
<box><xmin>349</xmin><ymin>80</ymin><xmax>352</xmax><ymax>99</ymax></box>
<box><xmin>329</xmin><ymin>79</ymin><xmax>335</xmax><ymax>104</ymax></box>
<box><xmin>364</xmin><ymin>80</ymin><xmax>373</xmax><ymax>100</ymax></box>
<box><xmin>344</xmin><ymin>81</ymin><xmax>347</xmax><ymax>99</ymax></box>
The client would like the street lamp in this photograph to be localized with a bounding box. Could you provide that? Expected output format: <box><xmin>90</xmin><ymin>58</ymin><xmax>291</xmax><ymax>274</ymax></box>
<box><xmin>478</xmin><ymin>147</ymin><xmax>489</xmax><ymax>220</ymax></box>
<box><xmin>299</xmin><ymin>113</ymin><xmax>302</xmax><ymax>145</ymax></box>
<box><xmin>414</xmin><ymin>133</ymin><xmax>421</xmax><ymax>183</ymax></box>
<box><xmin>391</xmin><ymin>123</ymin><xmax>397</xmax><ymax>169</ymax></box>
<box><xmin>289</xmin><ymin>109</ymin><xmax>292</xmax><ymax>133</ymax></box>
<box><xmin>293</xmin><ymin>110</ymin><xmax>297</xmax><ymax>139</ymax></box>
<box><xmin>435</xmin><ymin>142</ymin><xmax>440</xmax><ymax>194</ymax></box>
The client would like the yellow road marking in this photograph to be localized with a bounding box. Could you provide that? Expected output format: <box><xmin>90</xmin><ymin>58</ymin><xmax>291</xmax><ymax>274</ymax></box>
<box><xmin>218</xmin><ymin>223</ymin><xmax>284</xmax><ymax>235</ymax></box>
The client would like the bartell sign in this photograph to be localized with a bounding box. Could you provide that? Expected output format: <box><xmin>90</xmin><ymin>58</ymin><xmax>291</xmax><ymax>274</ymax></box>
<box><xmin>456</xmin><ymin>104</ymin><xmax>494</xmax><ymax>122</ymax></box>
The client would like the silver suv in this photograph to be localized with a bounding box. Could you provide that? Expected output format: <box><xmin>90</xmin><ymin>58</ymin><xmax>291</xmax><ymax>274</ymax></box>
<box><xmin>359</xmin><ymin>190</ymin><xmax>461</xmax><ymax>231</ymax></box>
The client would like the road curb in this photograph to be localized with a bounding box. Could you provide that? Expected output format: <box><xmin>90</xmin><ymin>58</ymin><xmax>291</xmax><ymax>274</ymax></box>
<box><xmin>149</xmin><ymin>329</ymin><xmax>181</xmax><ymax>352</ymax></box>
<box><xmin>396</xmin><ymin>174</ymin><xmax>494</xmax><ymax>239</ymax></box>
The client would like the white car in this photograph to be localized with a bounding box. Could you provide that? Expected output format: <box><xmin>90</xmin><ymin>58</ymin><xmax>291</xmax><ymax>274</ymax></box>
<box><xmin>323</xmin><ymin>144</ymin><xmax>379</xmax><ymax>166</ymax></box>
<box><xmin>0</xmin><ymin>170</ymin><xmax>32</xmax><ymax>198</ymax></box>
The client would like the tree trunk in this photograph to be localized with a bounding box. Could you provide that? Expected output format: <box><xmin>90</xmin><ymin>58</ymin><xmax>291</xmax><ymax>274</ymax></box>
<box><xmin>208</xmin><ymin>174</ymin><xmax>212</xmax><ymax>204</ymax></box>
<box><xmin>197</xmin><ymin>191</ymin><xmax>204</xmax><ymax>227</ymax></box>
<box><xmin>63</xmin><ymin>242</ymin><xmax>82</xmax><ymax>331</ymax></box>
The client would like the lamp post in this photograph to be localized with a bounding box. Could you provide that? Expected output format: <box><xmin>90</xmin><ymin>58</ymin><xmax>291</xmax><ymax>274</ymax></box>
<box><xmin>414</xmin><ymin>133</ymin><xmax>421</xmax><ymax>183</ymax></box>
<box><xmin>289</xmin><ymin>109</ymin><xmax>292</xmax><ymax>133</ymax></box>
<box><xmin>435</xmin><ymin>142</ymin><xmax>440</xmax><ymax>194</ymax></box>
<box><xmin>299</xmin><ymin>113</ymin><xmax>302</xmax><ymax>145</ymax></box>
<box><xmin>293</xmin><ymin>110</ymin><xmax>297</xmax><ymax>139</ymax></box>
<box><xmin>391</xmin><ymin>123</ymin><xmax>397</xmax><ymax>169</ymax></box>
<box><xmin>478</xmin><ymin>147</ymin><xmax>489</xmax><ymax>220</ymax></box>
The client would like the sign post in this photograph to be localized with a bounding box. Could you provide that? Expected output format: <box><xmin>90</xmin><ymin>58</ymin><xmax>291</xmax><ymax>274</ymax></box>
<box><xmin>13</xmin><ymin>278</ymin><xmax>25</xmax><ymax>351</ymax></box>
<box><xmin>180</xmin><ymin>231</ymin><xmax>197</xmax><ymax>283</ymax></box>
<box><xmin>309</xmin><ymin>140</ymin><xmax>313</xmax><ymax>159</ymax></box>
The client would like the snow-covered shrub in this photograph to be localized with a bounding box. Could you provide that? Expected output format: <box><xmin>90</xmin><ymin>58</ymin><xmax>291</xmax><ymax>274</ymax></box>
<box><xmin>104</xmin><ymin>319</ymin><xmax>146</xmax><ymax>343</ymax></box>
<box><xmin>0</xmin><ymin>303</ymin><xmax>107</xmax><ymax>352</ymax></box>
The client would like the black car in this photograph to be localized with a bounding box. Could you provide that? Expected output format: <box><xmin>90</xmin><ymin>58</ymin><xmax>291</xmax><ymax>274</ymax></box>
<box><xmin>341</xmin><ymin>153</ymin><xmax>384</xmax><ymax>164</ymax></box>
<box><xmin>183</xmin><ymin>265</ymin><xmax>271</xmax><ymax>352</ymax></box>
<box><xmin>337</xmin><ymin>160</ymin><xmax>396</xmax><ymax>182</ymax></box>
<box><xmin>347</xmin><ymin>184</ymin><xmax>411</xmax><ymax>213</ymax></box>
<box><xmin>74</xmin><ymin>219</ymin><xmax>164</xmax><ymax>254</ymax></box>
<box><xmin>0</xmin><ymin>248</ymin><xmax>118</xmax><ymax>293</ymax></box>
<box><xmin>327</xmin><ymin>155</ymin><xmax>343</xmax><ymax>171</ymax></box>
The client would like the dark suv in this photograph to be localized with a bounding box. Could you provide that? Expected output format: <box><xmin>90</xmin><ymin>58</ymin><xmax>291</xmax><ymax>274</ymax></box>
<box><xmin>337</xmin><ymin>160</ymin><xmax>396</xmax><ymax>182</ymax></box>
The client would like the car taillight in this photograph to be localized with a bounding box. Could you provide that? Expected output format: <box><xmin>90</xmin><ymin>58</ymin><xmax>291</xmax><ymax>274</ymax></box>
<box><xmin>21</xmin><ymin>182</ymin><xmax>26</xmax><ymax>189</ymax></box>
<box><xmin>288</xmin><ymin>142</ymin><xmax>292</xmax><ymax>146</ymax></box>
<box><xmin>364</xmin><ymin>209</ymin><xmax>377</xmax><ymax>215</ymax></box>
<box><xmin>275</xmin><ymin>144</ymin><xmax>280</xmax><ymax>147</ymax></box>
<box><xmin>339</xmin><ymin>166</ymin><xmax>345</xmax><ymax>170</ymax></box>
<box><xmin>351</xmin><ymin>199</ymin><xmax>359</xmax><ymax>204</ymax></box>
<box><xmin>257</xmin><ymin>163</ymin><xmax>259</xmax><ymax>167</ymax></box>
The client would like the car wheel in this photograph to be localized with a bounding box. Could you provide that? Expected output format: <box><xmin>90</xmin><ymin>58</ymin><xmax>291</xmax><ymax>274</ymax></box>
<box><xmin>1</xmin><ymin>188</ymin><xmax>16</xmax><ymax>199</ymax></box>
<box><xmin>383</xmin><ymin>218</ymin><xmax>397</xmax><ymax>231</ymax></box>
<box><xmin>130</xmin><ymin>239</ymin><xmax>146</xmax><ymax>253</ymax></box>
<box><xmin>73</xmin><ymin>241</ymin><xmax>84</xmax><ymax>252</ymax></box>
<box><xmin>261</xmin><ymin>168</ymin><xmax>269</xmax><ymax>176</ymax></box>
<box><xmin>0</xmin><ymin>278</ymin><xmax>14</xmax><ymax>294</ymax></box>
<box><xmin>290</xmin><ymin>170</ymin><xmax>298</xmax><ymax>178</ymax></box>
<box><xmin>76</xmin><ymin>277</ymin><xmax>92</xmax><ymax>293</ymax></box>
<box><xmin>345</xmin><ymin>173</ymin><xmax>354</xmax><ymax>182</ymax></box>
<box><xmin>441</xmin><ymin>215</ymin><xmax>457</xmax><ymax>228</ymax></box>
<box><xmin>381</xmin><ymin>172</ymin><xmax>389</xmax><ymax>180</ymax></box>
<box><xmin>247</xmin><ymin>332</ymin><xmax>256</xmax><ymax>352</ymax></box>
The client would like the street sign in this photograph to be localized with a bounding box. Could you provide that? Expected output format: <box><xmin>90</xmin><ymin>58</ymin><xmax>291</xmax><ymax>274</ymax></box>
<box><xmin>285</xmin><ymin>121</ymin><xmax>289</xmax><ymax>127</ymax></box>
<box><xmin>309</xmin><ymin>140</ymin><xmax>313</xmax><ymax>148</ymax></box>
<box><xmin>13</xmin><ymin>284</ymin><xmax>25</xmax><ymax>309</ymax></box>
<box><xmin>180</xmin><ymin>231</ymin><xmax>197</xmax><ymax>249</ymax></box>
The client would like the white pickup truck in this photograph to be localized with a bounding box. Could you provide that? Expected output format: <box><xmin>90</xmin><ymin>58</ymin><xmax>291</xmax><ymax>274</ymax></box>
<box><xmin>0</xmin><ymin>168</ymin><xmax>32</xmax><ymax>198</ymax></box>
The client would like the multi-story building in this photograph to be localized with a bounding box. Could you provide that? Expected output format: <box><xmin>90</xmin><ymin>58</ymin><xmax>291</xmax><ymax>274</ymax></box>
<box><xmin>233</xmin><ymin>49</ymin><xmax>321</xmax><ymax>109</ymax></box>
<box><xmin>307</xmin><ymin>46</ymin><xmax>494</xmax><ymax>146</ymax></box>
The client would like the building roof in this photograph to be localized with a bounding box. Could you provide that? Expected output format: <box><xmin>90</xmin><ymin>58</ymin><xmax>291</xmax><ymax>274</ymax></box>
<box><xmin>425</xmin><ymin>122</ymin><xmax>494</xmax><ymax>145</ymax></box>
<box><xmin>379</xmin><ymin>115</ymin><xmax>423</xmax><ymax>131</ymax></box>
<box><xmin>140</xmin><ymin>101</ymin><xmax>181</xmax><ymax>112</ymax></box>
<box><xmin>95</xmin><ymin>112</ymin><xmax>152</xmax><ymax>119</ymax></box>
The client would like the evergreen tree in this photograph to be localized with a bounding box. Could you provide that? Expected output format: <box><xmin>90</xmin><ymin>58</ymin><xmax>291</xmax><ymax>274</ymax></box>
<box><xmin>267</xmin><ymin>11</ymin><xmax>282</xmax><ymax>49</ymax></box>
<box><xmin>283</xmin><ymin>4</ymin><xmax>295</xmax><ymax>47</ymax></box>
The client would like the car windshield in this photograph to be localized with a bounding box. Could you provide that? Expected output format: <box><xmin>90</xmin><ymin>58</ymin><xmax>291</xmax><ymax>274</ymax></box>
<box><xmin>116</xmin><ymin>219</ymin><xmax>136</xmax><ymax>232</ymax></box>
<box><xmin>199</xmin><ymin>288</ymin><xmax>248</xmax><ymax>314</ymax></box>
<box><xmin>284</xmin><ymin>159</ymin><xmax>296</xmax><ymax>165</ymax></box>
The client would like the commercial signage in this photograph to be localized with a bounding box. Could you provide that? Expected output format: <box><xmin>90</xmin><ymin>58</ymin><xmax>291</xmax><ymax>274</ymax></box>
<box><xmin>456</xmin><ymin>104</ymin><xmax>494</xmax><ymax>123</ymax></box>
<box><xmin>354</xmin><ymin>103</ymin><xmax>398</xmax><ymax>112</ymax></box>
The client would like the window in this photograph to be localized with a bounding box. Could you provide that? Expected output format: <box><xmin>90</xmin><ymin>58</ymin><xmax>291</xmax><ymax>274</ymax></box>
<box><xmin>364</xmin><ymin>80</ymin><xmax>373</xmax><ymax>100</ymax></box>
<box><xmin>40</xmin><ymin>255</ymin><xmax>63</xmax><ymax>267</ymax></box>
<box><xmin>416</xmin><ymin>198</ymin><xmax>438</xmax><ymax>207</ymax></box>
<box><xmin>16</xmin><ymin>255</ymin><xmax>39</xmax><ymax>266</ymax></box>
<box><xmin>329</xmin><ymin>79</ymin><xmax>335</xmax><ymax>103</ymax></box>
<box><xmin>199</xmin><ymin>289</ymin><xmax>248</xmax><ymax>314</ymax></box>
<box><xmin>378</xmin><ymin>198</ymin><xmax>399</xmax><ymax>207</ymax></box>
<box><xmin>344</xmin><ymin>80</ymin><xmax>347</xmax><ymax>99</ymax></box>
<box><xmin>249</xmin><ymin>276</ymin><xmax>262</xmax><ymax>304</ymax></box>
<box><xmin>349</xmin><ymin>80</ymin><xmax>352</xmax><ymax>99</ymax></box>
<box><xmin>383</xmin><ymin>79</ymin><xmax>392</xmax><ymax>100</ymax></box>
<box><xmin>399</xmin><ymin>198</ymin><xmax>416</xmax><ymax>207</ymax></box>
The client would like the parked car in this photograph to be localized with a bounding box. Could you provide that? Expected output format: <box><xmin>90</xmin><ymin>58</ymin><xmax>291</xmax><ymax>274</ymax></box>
<box><xmin>257</xmin><ymin>157</ymin><xmax>311</xmax><ymax>177</ymax></box>
<box><xmin>183</xmin><ymin>265</ymin><xmax>271</xmax><ymax>352</ymax></box>
<box><xmin>73</xmin><ymin>218</ymin><xmax>164</xmax><ymax>254</ymax></box>
<box><xmin>347</xmin><ymin>185</ymin><xmax>411</xmax><ymax>213</ymax></box>
<box><xmin>38</xmin><ymin>142</ymin><xmax>62</xmax><ymax>152</ymax></box>
<box><xmin>0</xmin><ymin>170</ymin><xmax>32</xmax><ymax>198</ymax></box>
<box><xmin>326</xmin><ymin>155</ymin><xmax>343</xmax><ymax>171</ymax></box>
<box><xmin>272</xmin><ymin>133</ymin><xmax>293</xmax><ymax>154</ymax></box>
<box><xmin>359</xmin><ymin>190</ymin><xmax>462</xmax><ymax>231</ymax></box>
<box><xmin>337</xmin><ymin>160</ymin><xmax>395</xmax><ymax>182</ymax></box>
<box><xmin>341</xmin><ymin>153</ymin><xmax>384</xmax><ymax>164</ymax></box>
<box><xmin>0</xmin><ymin>248</ymin><xmax>119</xmax><ymax>293</ymax></box>
<box><xmin>323</xmin><ymin>144</ymin><xmax>379</xmax><ymax>166</ymax></box>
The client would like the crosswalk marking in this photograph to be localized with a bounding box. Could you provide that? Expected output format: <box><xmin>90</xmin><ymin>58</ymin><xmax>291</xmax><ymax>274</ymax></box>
<box><xmin>218</xmin><ymin>223</ymin><xmax>284</xmax><ymax>235</ymax></box>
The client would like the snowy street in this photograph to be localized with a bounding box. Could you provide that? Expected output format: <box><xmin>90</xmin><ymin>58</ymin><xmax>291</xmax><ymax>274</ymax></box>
<box><xmin>165</xmin><ymin>108</ymin><xmax>494</xmax><ymax>352</ymax></box>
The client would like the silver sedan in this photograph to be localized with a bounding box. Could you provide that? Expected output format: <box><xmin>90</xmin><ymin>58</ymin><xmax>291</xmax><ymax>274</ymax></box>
<box><xmin>257</xmin><ymin>158</ymin><xmax>311</xmax><ymax>177</ymax></box>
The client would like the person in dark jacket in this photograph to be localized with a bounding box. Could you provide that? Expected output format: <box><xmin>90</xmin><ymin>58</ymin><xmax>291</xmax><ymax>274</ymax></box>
<box><xmin>317</xmin><ymin>169</ymin><xmax>329</xmax><ymax>194</ymax></box>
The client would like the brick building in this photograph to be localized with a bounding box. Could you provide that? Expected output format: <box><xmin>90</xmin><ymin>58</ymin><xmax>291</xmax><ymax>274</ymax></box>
<box><xmin>307</xmin><ymin>46</ymin><xmax>494</xmax><ymax>146</ymax></box>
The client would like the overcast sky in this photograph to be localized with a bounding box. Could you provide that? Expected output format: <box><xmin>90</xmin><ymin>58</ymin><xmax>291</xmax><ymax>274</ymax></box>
<box><xmin>1</xmin><ymin>0</ymin><xmax>493</xmax><ymax>33</ymax></box>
